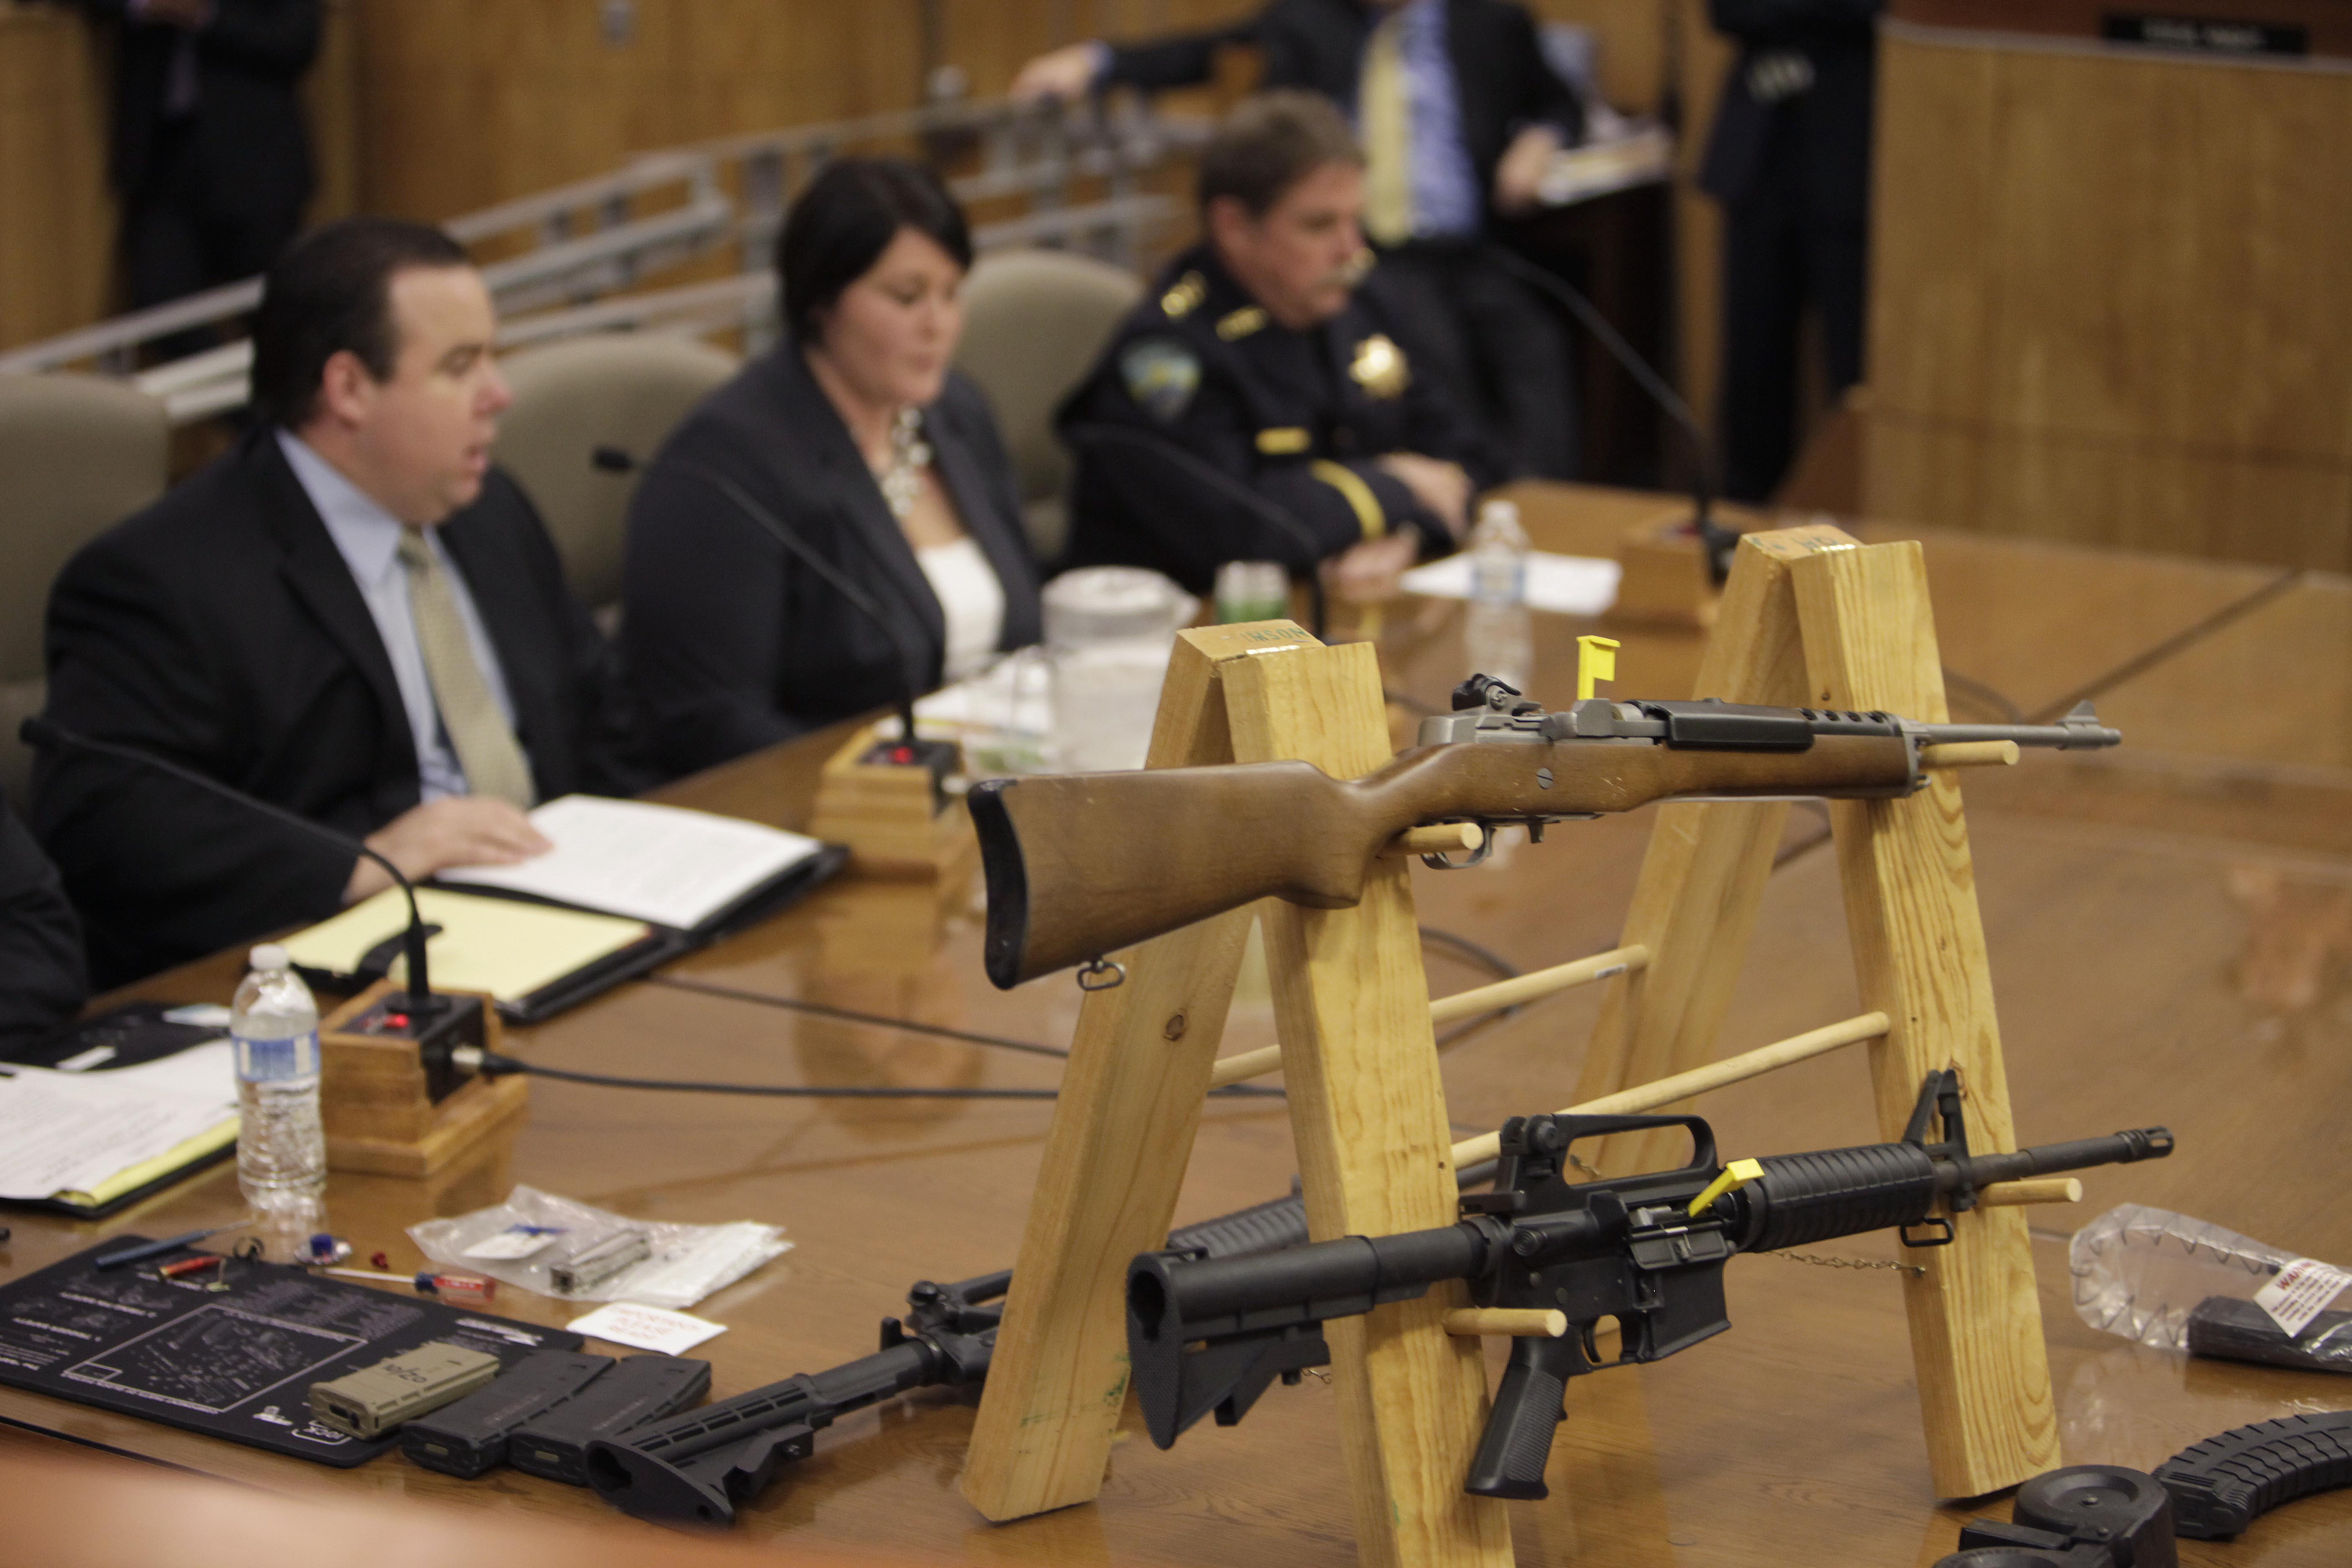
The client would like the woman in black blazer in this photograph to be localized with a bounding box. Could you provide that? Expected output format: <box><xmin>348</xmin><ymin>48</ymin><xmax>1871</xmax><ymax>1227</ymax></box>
<box><xmin>622</xmin><ymin>159</ymin><xmax>1044</xmax><ymax>778</ymax></box>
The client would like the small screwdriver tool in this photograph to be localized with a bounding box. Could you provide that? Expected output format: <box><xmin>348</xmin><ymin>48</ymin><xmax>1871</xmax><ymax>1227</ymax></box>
<box><xmin>93</xmin><ymin>1221</ymin><xmax>250</xmax><ymax>1271</ymax></box>
<box><xmin>321</xmin><ymin>1265</ymin><xmax>499</xmax><ymax>1305</ymax></box>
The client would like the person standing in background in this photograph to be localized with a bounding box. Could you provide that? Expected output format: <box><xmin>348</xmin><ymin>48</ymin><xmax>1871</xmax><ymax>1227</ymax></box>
<box><xmin>72</xmin><ymin>0</ymin><xmax>321</xmax><ymax>314</ymax></box>
<box><xmin>1014</xmin><ymin>0</ymin><xmax>1585</xmax><ymax>481</ymax></box>
<box><xmin>1699</xmin><ymin>0</ymin><xmax>1884</xmax><ymax>503</ymax></box>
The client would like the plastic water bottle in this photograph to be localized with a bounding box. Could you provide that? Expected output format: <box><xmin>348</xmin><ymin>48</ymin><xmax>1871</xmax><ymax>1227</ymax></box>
<box><xmin>1464</xmin><ymin>499</ymin><xmax>1532</xmax><ymax>693</ymax></box>
<box><xmin>1468</xmin><ymin>498</ymin><xmax>1530</xmax><ymax>606</ymax></box>
<box><xmin>232</xmin><ymin>944</ymin><xmax>325</xmax><ymax>1256</ymax></box>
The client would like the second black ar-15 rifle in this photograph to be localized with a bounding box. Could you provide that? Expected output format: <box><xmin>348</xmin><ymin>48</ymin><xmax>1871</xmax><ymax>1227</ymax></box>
<box><xmin>1126</xmin><ymin>1072</ymin><xmax>2172</xmax><ymax>1500</ymax></box>
<box><xmin>971</xmin><ymin>673</ymin><xmax>2121</xmax><ymax>988</ymax></box>
<box><xmin>580</xmin><ymin>1189</ymin><xmax>1323</xmax><ymax>1525</ymax></box>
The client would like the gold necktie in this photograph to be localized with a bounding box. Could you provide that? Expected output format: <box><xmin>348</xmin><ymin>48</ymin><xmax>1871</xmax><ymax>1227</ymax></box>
<box><xmin>396</xmin><ymin>526</ymin><xmax>535</xmax><ymax>808</ymax></box>
<box><xmin>1360</xmin><ymin>13</ymin><xmax>1414</xmax><ymax>247</ymax></box>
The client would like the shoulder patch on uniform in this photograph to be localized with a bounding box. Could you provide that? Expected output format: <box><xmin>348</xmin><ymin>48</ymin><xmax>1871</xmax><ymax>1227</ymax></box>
<box><xmin>1120</xmin><ymin>337</ymin><xmax>1202</xmax><ymax>424</ymax></box>
<box><xmin>1216</xmin><ymin>306</ymin><xmax>1268</xmax><ymax>341</ymax></box>
<box><xmin>1160</xmin><ymin>270</ymin><xmax>1207</xmax><ymax>320</ymax></box>
<box><xmin>1349</xmin><ymin>333</ymin><xmax>1410</xmax><ymax>399</ymax></box>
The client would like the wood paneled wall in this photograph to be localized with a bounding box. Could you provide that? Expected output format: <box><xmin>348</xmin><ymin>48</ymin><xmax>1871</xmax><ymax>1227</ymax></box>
<box><xmin>1864</xmin><ymin>24</ymin><xmax>2352</xmax><ymax>569</ymax></box>
<box><xmin>0</xmin><ymin>6</ymin><xmax>115</xmax><ymax>349</ymax></box>
<box><xmin>350</xmin><ymin>0</ymin><xmax>1282</xmax><ymax>224</ymax></box>
<box><xmin>5</xmin><ymin>1</ymin><xmax>1694</xmax><ymax>367</ymax></box>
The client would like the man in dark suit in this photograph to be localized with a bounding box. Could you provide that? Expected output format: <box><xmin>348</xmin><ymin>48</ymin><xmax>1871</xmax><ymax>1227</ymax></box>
<box><xmin>0</xmin><ymin>799</ymin><xmax>85</xmax><ymax>1051</ymax></box>
<box><xmin>1058</xmin><ymin>92</ymin><xmax>1502</xmax><ymax>596</ymax></box>
<box><xmin>34</xmin><ymin>218</ymin><xmax>635</xmax><ymax>986</ymax></box>
<box><xmin>1015</xmin><ymin>0</ymin><xmax>1584</xmax><ymax>479</ymax></box>
<box><xmin>74</xmin><ymin>0</ymin><xmax>321</xmax><ymax>311</ymax></box>
<box><xmin>1698</xmin><ymin>0</ymin><xmax>1884</xmax><ymax>502</ymax></box>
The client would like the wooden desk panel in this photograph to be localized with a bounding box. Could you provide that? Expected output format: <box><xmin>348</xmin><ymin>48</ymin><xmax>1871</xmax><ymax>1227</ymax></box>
<box><xmin>1865</xmin><ymin>20</ymin><xmax>2352</xmax><ymax>571</ymax></box>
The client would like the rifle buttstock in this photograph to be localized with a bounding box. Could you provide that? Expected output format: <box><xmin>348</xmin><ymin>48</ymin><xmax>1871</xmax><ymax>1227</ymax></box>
<box><xmin>972</xmin><ymin>765</ymin><xmax>1379</xmax><ymax>989</ymax></box>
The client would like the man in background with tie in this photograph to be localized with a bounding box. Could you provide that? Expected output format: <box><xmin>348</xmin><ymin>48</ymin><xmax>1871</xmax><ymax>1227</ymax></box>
<box><xmin>1014</xmin><ymin>0</ymin><xmax>1585</xmax><ymax>480</ymax></box>
<box><xmin>34</xmin><ymin>218</ymin><xmax>634</xmax><ymax>985</ymax></box>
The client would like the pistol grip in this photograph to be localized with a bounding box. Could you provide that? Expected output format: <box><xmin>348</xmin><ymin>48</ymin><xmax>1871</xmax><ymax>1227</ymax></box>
<box><xmin>1464</xmin><ymin>1338</ymin><xmax>1573</xmax><ymax>1500</ymax></box>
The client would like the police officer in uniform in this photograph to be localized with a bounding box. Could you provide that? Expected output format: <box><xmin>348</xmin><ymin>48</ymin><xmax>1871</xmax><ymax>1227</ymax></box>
<box><xmin>1059</xmin><ymin>92</ymin><xmax>1503</xmax><ymax>596</ymax></box>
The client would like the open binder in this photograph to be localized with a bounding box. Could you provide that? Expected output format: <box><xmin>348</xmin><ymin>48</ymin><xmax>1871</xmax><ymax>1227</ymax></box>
<box><xmin>283</xmin><ymin>797</ymin><xmax>846</xmax><ymax>1023</ymax></box>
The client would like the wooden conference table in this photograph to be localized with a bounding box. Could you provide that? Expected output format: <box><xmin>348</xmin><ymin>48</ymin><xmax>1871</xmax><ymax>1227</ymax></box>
<box><xmin>4</xmin><ymin>484</ymin><xmax>2348</xmax><ymax>1566</ymax></box>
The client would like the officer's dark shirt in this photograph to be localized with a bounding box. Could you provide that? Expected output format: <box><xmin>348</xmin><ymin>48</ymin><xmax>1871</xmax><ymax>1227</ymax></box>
<box><xmin>1058</xmin><ymin>244</ymin><xmax>1501</xmax><ymax>593</ymax></box>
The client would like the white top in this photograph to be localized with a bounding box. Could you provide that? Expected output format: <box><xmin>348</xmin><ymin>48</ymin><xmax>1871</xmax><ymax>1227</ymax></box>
<box><xmin>276</xmin><ymin>430</ymin><xmax>518</xmax><ymax>802</ymax></box>
<box><xmin>915</xmin><ymin>535</ymin><xmax>1006</xmax><ymax>683</ymax></box>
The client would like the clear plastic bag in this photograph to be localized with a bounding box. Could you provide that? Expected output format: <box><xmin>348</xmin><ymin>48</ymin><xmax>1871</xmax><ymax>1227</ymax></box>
<box><xmin>408</xmin><ymin>1185</ymin><xmax>789</xmax><ymax>1310</ymax></box>
<box><xmin>2070</xmin><ymin>1203</ymin><xmax>2352</xmax><ymax>1374</ymax></box>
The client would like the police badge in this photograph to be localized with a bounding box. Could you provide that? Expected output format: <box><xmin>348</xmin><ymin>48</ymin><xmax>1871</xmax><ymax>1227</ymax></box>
<box><xmin>1120</xmin><ymin>337</ymin><xmax>1202</xmax><ymax>423</ymax></box>
<box><xmin>1349</xmin><ymin>334</ymin><xmax>1410</xmax><ymax>399</ymax></box>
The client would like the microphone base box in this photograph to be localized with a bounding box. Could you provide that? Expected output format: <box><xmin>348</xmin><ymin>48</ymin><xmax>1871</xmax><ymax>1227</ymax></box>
<box><xmin>319</xmin><ymin>981</ymin><xmax>528</xmax><ymax>1180</ymax></box>
<box><xmin>808</xmin><ymin>723</ymin><xmax>979</xmax><ymax>881</ymax></box>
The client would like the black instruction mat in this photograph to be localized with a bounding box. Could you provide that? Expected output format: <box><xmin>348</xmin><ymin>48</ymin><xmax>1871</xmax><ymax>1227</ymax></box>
<box><xmin>0</xmin><ymin>1239</ymin><xmax>583</xmax><ymax>1466</ymax></box>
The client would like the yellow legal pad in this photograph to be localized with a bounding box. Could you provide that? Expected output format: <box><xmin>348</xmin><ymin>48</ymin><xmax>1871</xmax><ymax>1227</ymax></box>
<box><xmin>57</xmin><ymin>1119</ymin><xmax>241</xmax><ymax>1212</ymax></box>
<box><xmin>282</xmin><ymin>887</ymin><xmax>653</xmax><ymax>1006</ymax></box>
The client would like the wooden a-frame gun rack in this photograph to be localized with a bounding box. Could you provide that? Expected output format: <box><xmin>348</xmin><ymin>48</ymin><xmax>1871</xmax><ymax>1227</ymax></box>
<box><xmin>959</xmin><ymin>524</ymin><xmax>2068</xmax><ymax>1566</ymax></box>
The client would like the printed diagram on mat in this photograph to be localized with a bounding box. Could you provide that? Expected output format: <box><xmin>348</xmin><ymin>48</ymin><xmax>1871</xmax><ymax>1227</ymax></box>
<box><xmin>63</xmin><ymin>1304</ymin><xmax>363</xmax><ymax>1415</ymax></box>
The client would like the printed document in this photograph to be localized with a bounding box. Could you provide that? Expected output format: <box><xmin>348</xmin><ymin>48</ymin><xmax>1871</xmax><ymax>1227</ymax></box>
<box><xmin>437</xmin><ymin>795</ymin><xmax>825</xmax><ymax>931</ymax></box>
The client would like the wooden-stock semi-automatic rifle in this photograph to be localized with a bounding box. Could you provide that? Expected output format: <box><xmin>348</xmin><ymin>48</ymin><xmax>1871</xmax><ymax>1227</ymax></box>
<box><xmin>1124</xmin><ymin>1072</ymin><xmax>2173</xmax><ymax>1501</ymax></box>
<box><xmin>970</xmin><ymin>674</ymin><xmax>2122</xmax><ymax>989</ymax></box>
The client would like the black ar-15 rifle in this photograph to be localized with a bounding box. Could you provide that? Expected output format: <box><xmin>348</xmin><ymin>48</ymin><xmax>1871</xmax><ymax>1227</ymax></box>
<box><xmin>1127</xmin><ymin>1072</ymin><xmax>2172</xmax><ymax>1501</ymax></box>
<box><xmin>972</xmin><ymin>673</ymin><xmax>2121</xmax><ymax>988</ymax></box>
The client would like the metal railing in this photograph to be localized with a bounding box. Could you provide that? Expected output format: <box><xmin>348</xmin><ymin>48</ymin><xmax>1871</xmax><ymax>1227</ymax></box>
<box><xmin>0</xmin><ymin>94</ymin><xmax>1203</xmax><ymax>424</ymax></box>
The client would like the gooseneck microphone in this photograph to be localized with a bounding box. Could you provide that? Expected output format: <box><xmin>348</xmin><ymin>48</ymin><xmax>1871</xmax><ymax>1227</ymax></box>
<box><xmin>19</xmin><ymin>716</ymin><xmax>437</xmax><ymax>1013</ymax></box>
<box><xmin>593</xmin><ymin>445</ymin><xmax>942</xmax><ymax>759</ymax></box>
<box><xmin>1062</xmin><ymin>422</ymin><xmax>1330</xmax><ymax>640</ymax></box>
<box><xmin>1479</xmin><ymin>243</ymin><xmax>1742</xmax><ymax>583</ymax></box>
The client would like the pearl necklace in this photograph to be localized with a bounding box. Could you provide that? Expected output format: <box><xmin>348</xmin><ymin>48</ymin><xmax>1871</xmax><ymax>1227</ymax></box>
<box><xmin>877</xmin><ymin>406</ymin><xmax>933</xmax><ymax>521</ymax></box>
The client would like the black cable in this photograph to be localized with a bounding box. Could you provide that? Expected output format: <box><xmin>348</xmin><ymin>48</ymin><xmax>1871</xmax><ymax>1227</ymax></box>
<box><xmin>1772</xmin><ymin>800</ymin><xmax>1835</xmax><ymax>869</ymax></box>
<box><xmin>2025</xmin><ymin>568</ymin><xmax>2302</xmax><ymax>724</ymax></box>
<box><xmin>517</xmin><ymin>980</ymin><xmax>1288</xmax><ymax>1099</ymax></box>
<box><xmin>648</xmin><ymin>974</ymin><xmax>1073</xmax><ymax>1061</ymax></box>
<box><xmin>478</xmin><ymin>1054</ymin><xmax>1058</xmax><ymax>1099</ymax></box>
<box><xmin>1478</xmin><ymin>244</ymin><xmax>1739</xmax><ymax>579</ymax></box>
<box><xmin>595</xmin><ymin>445</ymin><xmax>935</xmax><ymax>745</ymax></box>
<box><xmin>21</xmin><ymin>717</ymin><xmax>441</xmax><ymax>1011</ymax></box>
<box><xmin>480</xmin><ymin>1053</ymin><xmax>1283</xmax><ymax>1100</ymax></box>
<box><xmin>1417</xmin><ymin>926</ymin><xmax>1519</xmax><ymax>982</ymax></box>
<box><xmin>1940</xmin><ymin>667</ymin><xmax>2025</xmax><ymax>726</ymax></box>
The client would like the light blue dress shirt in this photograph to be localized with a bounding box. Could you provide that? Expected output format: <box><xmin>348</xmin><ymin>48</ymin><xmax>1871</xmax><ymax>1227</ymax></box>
<box><xmin>1381</xmin><ymin>0</ymin><xmax>1484</xmax><ymax>241</ymax></box>
<box><xmin>277</xmin><ymin>431</ymin><xmax>519</xmax><ymax>803</ymax></box>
